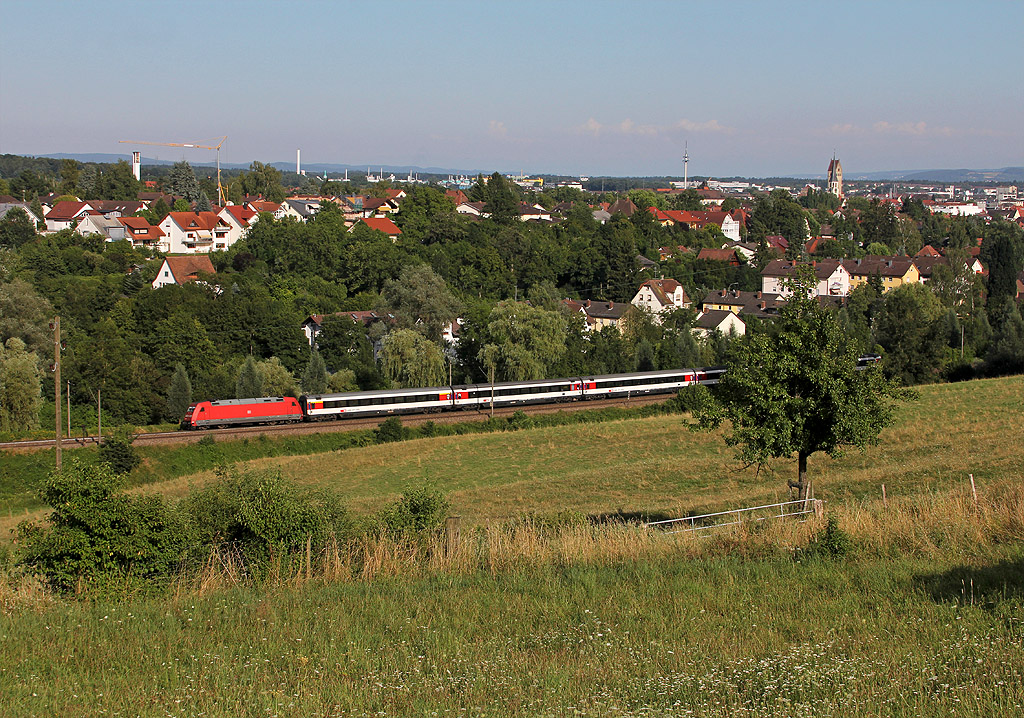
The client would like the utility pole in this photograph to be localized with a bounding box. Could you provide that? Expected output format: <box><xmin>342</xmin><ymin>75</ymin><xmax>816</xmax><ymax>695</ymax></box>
<box><xmin>50</xmin><ymin>316</ymin><xmax>62</xmax><ymax>470</ymax></box>
<box><xmin>66</xmin><ymin>380</ymin><xmax>71</xmax><ymax>439</ymax></box>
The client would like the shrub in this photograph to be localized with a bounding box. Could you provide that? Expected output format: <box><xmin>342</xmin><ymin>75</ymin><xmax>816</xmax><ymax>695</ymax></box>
<box><xmin>98</xmin><ymin>424</ymin><xmax>141</xmax><ymax>475</ymax></box>
<box><xmin>507</xmin><ymin>410</ymin><xmax>532</xmax><ymax>430</ymax></box>
<box><xmin>375</xmin><ymin>416</ymin><xmax>407</xmax><ymax>443</ymax></box>
<box><xmin>805</xmin><ymin>515</ymin><xmax>853</xmax><ymax>559</ymax></box>
<box><xmin>16</xmin><ymin>458</ymin><xmax>189</xmax><ymax>595</ymax></box>
<box><xmin>376</xmin><ymin>487</ymin><xmax>450</xmax><ymax>538</ymax></box>
<box><xmin>182</xmin><ymin>467</ymin><xmax>351</xmax><ymax>568</ymax></box>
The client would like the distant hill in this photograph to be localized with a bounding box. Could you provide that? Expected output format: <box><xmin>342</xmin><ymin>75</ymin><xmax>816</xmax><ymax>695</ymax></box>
<box><xmin>835</xmin><ymin>167</ymin><xmax>1024</xmax><ymax>183</ymax></box>
<box><xmin>22</xmin><ymin>153</ymin><xmax>1024</xmax><ymax>184</ymax></box>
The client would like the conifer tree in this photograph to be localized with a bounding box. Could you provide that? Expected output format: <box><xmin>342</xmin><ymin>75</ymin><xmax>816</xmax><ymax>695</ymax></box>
<box><xmin>166</xmin><ymin>363</ymin><xmax>192</xmax><ymax>420</ymax></box>
<box><xmin>235</xmin><ymin>355</ymin><xmax>263</xmax><ymax>399</ymax></box>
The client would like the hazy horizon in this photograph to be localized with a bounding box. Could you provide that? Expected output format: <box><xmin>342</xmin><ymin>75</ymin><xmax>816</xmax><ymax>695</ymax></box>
<box><xmin>2</xmin><ymin>1</ymin><xmax>1021</xmax><ymax>178</ymax></box>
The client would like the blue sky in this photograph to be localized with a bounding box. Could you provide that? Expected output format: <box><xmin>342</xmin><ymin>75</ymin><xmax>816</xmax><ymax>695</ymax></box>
<box><xmin>1</xmin><ymin>0</ymin><xmax>1020</xmax><ymax>177</ymax></box>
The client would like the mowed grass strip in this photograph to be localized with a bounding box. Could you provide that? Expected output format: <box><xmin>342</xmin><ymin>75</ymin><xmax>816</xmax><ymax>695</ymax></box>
<box><xmin>139</xmin><ymin>375</ymin><xmax>1024</xmax><ymax>523</ymax></box>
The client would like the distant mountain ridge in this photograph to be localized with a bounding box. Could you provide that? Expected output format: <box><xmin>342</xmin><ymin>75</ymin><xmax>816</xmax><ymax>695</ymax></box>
<box><xmin>29</xmin><ymin>153</ymin><xmax>1024</xmax><ymax>183</ymax></box>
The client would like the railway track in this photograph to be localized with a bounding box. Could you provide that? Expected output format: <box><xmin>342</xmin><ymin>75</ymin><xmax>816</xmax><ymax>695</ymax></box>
<box><xmin>0</xmin><ymin>393</ymin><xmax>670</xmax><ymax>454</ymax></box>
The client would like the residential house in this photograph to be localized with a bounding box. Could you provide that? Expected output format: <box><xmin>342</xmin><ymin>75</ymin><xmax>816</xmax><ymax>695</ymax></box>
<box><xmin>631</xmin><ymin>279</ymin><xmax>692</xmax><ymax>318</ymax></box>
<box><xmin>159</xmin><ymin>211</ymin><xmax>234</xmax><ymax>253</ymax></box>
<box><xmin>607</xmin><ymin>198</ymin><xmax>637</xmax><ymax>217</ymax></box>
<box><xmin>246</xmin><ymin>201</ymin><xmax>286</xmax><ymax>219</ymax></box>
<box><xmin>281</xmin><ymin>198</ymin><xmax>320</xmax><ymax>221</ymax></box>
<box><xmin>88</xmin><ymin>200</ymin><xmax>144</xmax><ymax>218</ymax></box>
<box><xmin>152</xmin><ymin>255</ymin><xmax>216</xmax><ymax>289</ymax></box>
<box><xmin>44</xmin><ymin>200</ymin><xmax>94</xmax><ymax>231</ymax></box>
<box><xmin>518</xmin><ymin>203</ymin><xmax>552</xmax><ymax>222</ymax></box>
<box><xmin>696</xmin><ymin>247</ymin><xmax>741</xmax><ymax>266</ymax></box>
<box><xmin>118</xmin><ymin>217</ymin><xmax>166</xmax><ymax>250</ymax></box>
<box><xmin>695</xmin><ymin>188</ymin><xmax>727</xmax><ymax>207</ymax></box>
<box><xmin>302</xmin><ymin>310</ymin><xmax>395</xmax><ymax>348</ymax></box>
<box><xmin>761</xmin><ymin>259</ymin><xmax>850</xmax><ymax>297</ymax></box>
<box><xmin>591</xmin><ymin>207</ymin><xmax>612</xmax><ymax>224</ymax></box>
<box><xmin>455</xmin><ymin>201</ymin><xmax>488</xmax><ymax>218</ymax></box>
<box><xmin>653</xmin><ymin>209</ymin><xmax>743</xmax><ymax>241</ymax></box>
<box><xmin>842</xmin><ymin>256</ymin><xmax>920</xmax><ymax>293</ymax></box>
<box><xmin>75</xmin><ymin>212</ymin><xmax>127</xmax><ymax>241</ymax></box>
<box><xmin>445</xmin><ymin>190</ymin><xmax>469</xmax><ymax>205</ymax></box>
<box><xmin>0</xmin><ymin>201</ymin><xmax>42</xmax><ymax>225</ymax></box>
<box><xmin>562</xmin><ymin>299</ymin><xmax>629</xmax><ymax>332</ymax></box>
<box><xmin>701</xmin><ymin>289</ymin><xmax>783</xmax><ymax>318</ymax></box>
<box><xmin>219</xmin><ymin>205</ymin><xmax>258</xmax><ymax>245</ymax></box>
<box><xmin>693</xmin><ymin>309</ymin><xmax>746</xmax><ymax>338</ymax></box>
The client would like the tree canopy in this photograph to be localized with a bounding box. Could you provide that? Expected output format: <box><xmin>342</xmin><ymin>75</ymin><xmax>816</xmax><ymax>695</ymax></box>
<box><xmin>694</xmin><ymin>271</ymin><xmax>911</xmax><ymax>498</ymax></box>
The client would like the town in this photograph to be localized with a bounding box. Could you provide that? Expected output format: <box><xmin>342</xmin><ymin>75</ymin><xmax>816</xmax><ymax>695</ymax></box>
<box><xmin>2</xmin><ymin>151</ymin><xmax>1022</xmax><ymax>433</ymax></box>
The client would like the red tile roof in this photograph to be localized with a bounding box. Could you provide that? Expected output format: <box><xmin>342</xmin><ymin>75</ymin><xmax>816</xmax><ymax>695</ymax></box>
<box><xmin>161</xmin><ymin>255</ymin><xmax>216</xmax><ymax>285</ymax></box>
<box><xmin>222</xmin><ymin>205</ymin><xmax>257</xmax><ymax>226</ymax></box>
<box><xmin>45</xmin><ymin>200</ymin><xmax>91</xmax><ymax>221</ymax></box>
<box><xmin>167</xmin><ymin>211</ymin><xmax>228</xmax><ymax>230</ymax></box>
<box><xmin>360</xmin><ymin>217</ymin><xmax>402</xmax><ymax>235</ymax></box>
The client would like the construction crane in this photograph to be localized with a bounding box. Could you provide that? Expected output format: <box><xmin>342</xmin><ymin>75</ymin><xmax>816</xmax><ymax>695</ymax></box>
<box><xmin>119</xmin><ymin>136</ymin><xmax>227</xmax><ymax>205</ymax></box>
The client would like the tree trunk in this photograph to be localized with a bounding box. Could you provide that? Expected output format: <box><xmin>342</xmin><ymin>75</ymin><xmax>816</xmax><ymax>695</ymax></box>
<box><xmin>788</xmin><ymin>451</ymin><xmax>808</xmax><ymax>500</ymax></box>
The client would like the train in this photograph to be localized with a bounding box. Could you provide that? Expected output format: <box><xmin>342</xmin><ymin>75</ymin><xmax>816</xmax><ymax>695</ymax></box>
<box><xmin>179</xmin><ymin>356</ymin><xmax>882</xmax><ymax>430</ymax></box>
<box><xmin>179</xmin><ymin>367</ymin><xmax>724</xmax><ymax>430</ymax></box>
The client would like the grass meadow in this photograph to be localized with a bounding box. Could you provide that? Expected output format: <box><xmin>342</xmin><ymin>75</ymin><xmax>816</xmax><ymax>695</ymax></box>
<box><xmin>1</xmin><ymin>375</ymin><xmax>1023</xmax><ymax>716</ymax></box>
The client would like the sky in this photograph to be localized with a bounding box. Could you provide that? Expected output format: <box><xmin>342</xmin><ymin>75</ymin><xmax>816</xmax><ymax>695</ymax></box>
<box><xmin>1</xmin><ymin>0</ymin><xmax>1021</xmax><ymax>178</ymax></box>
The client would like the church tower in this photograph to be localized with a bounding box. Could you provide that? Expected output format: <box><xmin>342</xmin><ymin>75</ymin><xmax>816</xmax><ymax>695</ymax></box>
<box><xmin>826</xmin><ymin>154</ymin><xmax>843</xmax><ymax>198</ymax></box>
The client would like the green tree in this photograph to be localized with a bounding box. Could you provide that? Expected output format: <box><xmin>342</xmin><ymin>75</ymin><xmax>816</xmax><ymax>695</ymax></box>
<box><xmin>484</xmin><ymin>172</ymin><xmax>519</xmax><ymax>225</ymax></box>
<box><xmin>478</xmin><ymin>301</ymin><xmax>567</xmax><ymax>381</ymax></box>
<box><xmin>378</xmin><ymin>329</ymin><xmax>447</xmax><ymax>388</ymax></box>
<box><xmin>394</xmin><ymin>185</ymin><xmax>456</xmax><ymax>240</ymax></box>
<box><xmin>0</xmin><ymin>337</ymin><xmax>41</xmax><ymax>433</ymax></box>
<box><xmin>0</xmin><ymin>278</ymin><xmax>54</xmax><ymax>356</ymax></box>
<box><xmin>238</xmin><ymin>161</ymin><xmax>286</xmax><ymax>202</ymax></box>
<box><xmin>236</xmin><ymin>355</ymin><xmax>263</xmax><ymax>398</ymax></box>
<box><xmin>671</xmin><ymin>189</ymin><xmax>703</xmax><ymax>211</ymax></box>
<box><xmin>166</xmin><ymin>161</ymin><xmax>202</xmax><ymax>203</ymax></box>
<box><xmin>376</xmin><ymin>264</ymin><xmax>462</xmax><ymax>342</ymax></box>
<box><xmin>95</xmin><ymin>160</ymin><xmax>141</xmax><ymax>201</ymax></box>
<box><xmin>301</xmin><ymin>349</ymin><xmax>328</xmax><ymax>394</ymax></box>
<box><xmin>166</xmin><ymin>363</ymin><xmax>193</xmax><ymax>421</ymax></box>
<box><xmin>256</xmin><ymin>356</ymin><xmax>297</xmax><ymax>397</ymax></box>
<box><xmin>873</xmin><ymin>283</ymin><xmax>947</xmax><ymax>384</ymax></box>
<box><xmin>58</xmin><ymin>159</ymin><xmax>81</xmax><ymax>196</ymax></box>
<box><xmin>694</xmin><ymin>270</ymin><xmax>909</xmax><ymax>499</ymax></box>
<box><xmin>0</xmin><ymin>207</ymin><xmax>38</xmax><ymax>249</ymax></box>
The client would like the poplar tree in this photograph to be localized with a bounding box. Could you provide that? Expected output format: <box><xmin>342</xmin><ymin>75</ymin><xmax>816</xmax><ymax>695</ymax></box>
<box><xmin>166</xmin><ymin>363</ymin><xmax>192</xmax><ymax>420</ymax></box>
<box><xmin>235</xmin><ymin>356</ymin><xmax>263</xmax><ymax>399</ymax></box>
<box><xmin>301</xmin><ymin>350</ymin><xmax>328</xmax><ymax>394</ymax></box>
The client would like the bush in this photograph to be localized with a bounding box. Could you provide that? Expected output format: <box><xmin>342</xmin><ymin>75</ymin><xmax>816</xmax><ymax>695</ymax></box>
<box><xmin>376</xmin><ymin>487</ymin><xmax>450</xmax><ymax>538</ymax></box>
<box><xmin>16</xmin><ymin>458</ymin><xmax>189</xmax><ymax>595</ymax></box>
<box><xmin>182</xmin><ymin>467</ymin><xmax>351</xmax><ymax>568</ymax></box>
<box><xmin>805</xmin><ymin>515</ymin><xmax>853</xmax><ymax>559</ymax></box>
<box><xmin>98</xmin><ymin>424</ymin><xmax>140</xmax><ymax>475</ymax></box>
<box><xmin>375</xmin><ymin>416</ymin><xmax>407</xmax><ymax>443</ymax></box>
<box><xmin>507</xmin><ymin>410</ymin><xmax>532</xmax><ymax>430</ymax></box>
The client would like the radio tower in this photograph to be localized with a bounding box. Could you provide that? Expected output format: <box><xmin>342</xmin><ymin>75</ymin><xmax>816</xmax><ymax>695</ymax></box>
<box><xmin>683</xmin><ymin>143</ymin><xmax>689</xmax><ymax>188</ymax></box>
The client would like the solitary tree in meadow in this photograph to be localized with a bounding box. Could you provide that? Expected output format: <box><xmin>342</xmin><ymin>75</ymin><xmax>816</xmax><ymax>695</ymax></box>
<box><xmin>694</xmin><ymin>270</ymin><xmax>911</xmax><ymax>499</ymax></box>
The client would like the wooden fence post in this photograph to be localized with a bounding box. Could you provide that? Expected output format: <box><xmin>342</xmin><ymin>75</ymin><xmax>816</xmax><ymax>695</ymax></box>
<box><xmin>969</xmin><ymin>474</ymin><xmax>978</xmax><ymax>508</ymax></box>
<box><xmin>882</xmin><ymin>483</ymin><xmax>887</xmax><ymax>508</ymax></box>
<box><xmin>445</xmin><ymin>516</ymin><xmax>461</xmax><ymax>557</ymax></box>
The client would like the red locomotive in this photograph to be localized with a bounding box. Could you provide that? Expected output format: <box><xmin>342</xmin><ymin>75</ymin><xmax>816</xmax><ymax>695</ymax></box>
<box><xmin>181</xmin><ymin>397</ymin><xmax>303</xmax><ymax>429</ymax></box>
